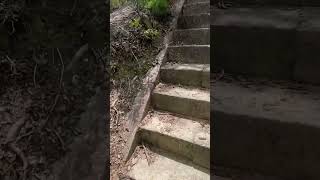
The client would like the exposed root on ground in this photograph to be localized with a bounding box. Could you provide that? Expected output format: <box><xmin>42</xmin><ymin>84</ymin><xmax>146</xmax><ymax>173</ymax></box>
<box><xmin>5</xmin><ymin>116</ymin><xmax>29</xmax><ymax>180</ymax></box>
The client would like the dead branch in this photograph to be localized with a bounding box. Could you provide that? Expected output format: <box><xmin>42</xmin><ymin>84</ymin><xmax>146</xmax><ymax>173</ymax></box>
<box><xmin>131</xmin><ymin>50</ymin><xmax>141</xmax><ymax>69</ymax></box>
<box><xmin>39</xmin><ymin>48</ymin><xmax>64</xmax><ymax>130</ymax></box>
<box><xmin>33</xmin><ymin>63</ymin><xmax>38</xmax><ymax>88</ymax></box>
<box><xmin>9</xmin><ymin>20</ymin><xmax>15</xmax><ymax>35</ymax></box>
<box><xmin>8</xmin><ymin>143</ymin><xmax>28</xmax><ymax>180</ymax></box>
<box><xmin>53</xmin><ymin>129</ymin><xmax>65</xmax><ymax>151</ymax></box>
<box><xmin>5</xmin><ymin>55</ymin><xmax>17</xmax><ymax>74</ymax></box>
<box><xmin>56</xmin><ymin>48</ymin><xmax>65</xmax><ymax>89</ymax></box>
<box><xmin>52</xmin><ymin>48</ymin><xmax>55</xmax><ymax>64</ymax></box>
<box><xmin>6</xmin><ymin>117</ymin><xmax>26</xmax><ymax>143</ymax></box>
<box><xmin>142</xmin><ymin>143</ymin><xmax>150</xmax><ymax>166</ymax></box>
<box><xmin>70</xmin><ymin>0</ymin><xmax>78</xmax><ymax>16</ymax></box>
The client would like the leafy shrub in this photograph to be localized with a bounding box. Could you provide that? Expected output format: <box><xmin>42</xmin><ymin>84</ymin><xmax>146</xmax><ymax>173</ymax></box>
<box><xmin>130</xmin><ymin>17</ymin><xmax>142</xmax><ymax>29</ymax></box>
<box><xmin>146</xmin><ymin>0</ymin><xmax>168</xmax><ymax>16</ymax></box>
<box><xmin>143</xmin><ymin>28</ymin><xmax>159</xmax><ymax>40</ymax></box>
<box><xmin>137</xmin><ymin>0</ymin><xmax>168</xmax><ymax>16</ymax></box>
<box><xmin>111</xmin><ymin>0</ymin><xmax>127</xmax><ymax>10</ymax></box>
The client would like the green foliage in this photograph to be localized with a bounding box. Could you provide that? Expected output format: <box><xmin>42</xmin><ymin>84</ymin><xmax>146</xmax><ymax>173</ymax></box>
<box><xmin>111</xmin><ymin>0</ymin><xmax>127</xmax><ymax>10</ymax></box>
<box><xmin>146</xmin><ymin>0</ymin><xmax>168</xmax><ymax>16</ymax></box>
<box><xmin>137</xmin><ymin>0</ymin><xmax>168</xmax><ymax>16</ymax></box>
<box><xmin>130</xmin><ymin>17</ymin><xmax>142</xmax><ymax>29</ymax></box>
<box><xmin>143</xmin><ymin>28</ymin><xmax>159</xmax><ymax>40</ymax></box>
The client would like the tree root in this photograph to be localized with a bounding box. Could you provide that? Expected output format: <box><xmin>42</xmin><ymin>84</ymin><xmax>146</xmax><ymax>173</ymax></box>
<box><xmin>5</xmin><ymin>116</ymin><xmax>29</xmax><ymax>180</ymax></box>
<box><xmin>66</xmin><ymin>43</ymin><xmax>88</xmax><ymax>72</ymax></box>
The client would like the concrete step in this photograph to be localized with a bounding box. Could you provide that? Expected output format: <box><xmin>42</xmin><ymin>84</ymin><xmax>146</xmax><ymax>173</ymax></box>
<box><xmin>212</xmin><ymin>7</ymin><xmax>320</xmax><ymax>84</ymax></box>
<box><xmin>167</xmin><ymin>45</ymin><xmax>210</xmax><ymax>64</ymax></box>
<box><xmin>138</xmin><ymin>111</ymin><xmax>210</xmax><ymax>169</ymax></box>
<box><xmin>212</xmin><ymin>7</ymin><xmax>298</xmax><ymax>80</ymax></box>
<box><xmin>160</xmin><ymin>63</ymin><xmax>210</xmax><ymax>88</ymax></box>
<box><xmin>178</xmin><ymin>13</ymin><xmax>210</xmax><ymax>29</ymax></box>
<box><xmin>294</xmin><ymin>7</ymin><xmax>320</xmax><ymax>85</ymax></box>
<box><xmin>185</xmin><ymin>0</ymin><xmax>209</xmax><ymax>4</ymax></box>
<box><xmin>182</xmin><ymin>2</ymin><xmax>210</xmax><ymax>15</ymax></box>
<box><xmin>128</xmin><ymin>147</ymin><xmax>210</xmax><ymax>180</ymax></box>
<box><xmin>213</xmin><ymin>173</ymin><xmax>284</xmax><ymax>180</ymax></box>
<box><xmin>212</xmin><ymin>0</ymin><xmax>320</xmax><ymax>7</ymax></box>
<box><xmin>152</xmin><ymin>83</ymin><xmax>210</xmax><ymax>120</ymax></box>
<box><xmin>172</xmin><ymin>28</ymin><xmax>210</xmax><ymax>45</ymax></box>
<box><xmin>212</xmin><ymin>79</ymin><xmax>320</xmax><ymax>180</ymax></box>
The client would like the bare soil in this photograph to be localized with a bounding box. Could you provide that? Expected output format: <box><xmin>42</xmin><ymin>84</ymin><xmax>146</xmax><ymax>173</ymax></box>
<box><xmin>0</xmin><ymin>48</ymin><xmax>106</xmax><ymax>179</ymax></box>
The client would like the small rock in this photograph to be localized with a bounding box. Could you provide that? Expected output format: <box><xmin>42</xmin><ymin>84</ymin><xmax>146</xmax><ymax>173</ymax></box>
<box><xmin>198</xmin><ymin>136</ymin><xmax>206</xmax><ymax>140</ymax></box>
<box><xmin>131</xmin><ymin>157</ymin><xmax>137</xmax><ymax>165</ymax></box>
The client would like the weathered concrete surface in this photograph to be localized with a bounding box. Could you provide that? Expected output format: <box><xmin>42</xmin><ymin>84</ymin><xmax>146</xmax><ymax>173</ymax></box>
<box><xmin>212</xmin><ymin>7</ymin><xmax>320</xmax><ymax>84</ymax></box>
<box><xmin>125</xmin><ymin>0</ymin><xmax>211</xmax><ymax>178</ymax></box>
<box><xmin>122</xmin><ymin>0</ymin><xmax>186</xmax><ymax>164</ymax></box>
<box><xmin>172</xmin><ymin>28</ymin><xmax>210</xmax><ymax>45</ymax></box>
<box><xmin>186</xmin><ymin>0</ymin><xmax>209</xmax><ymax>4</ymax></box>
<box><xmin>212</xmin><ymin>7</ymin><xmax>299</xmax><ymax>80</ymax></box>
<box><xmin>215</xmin><ymin>0</ymin><xmax>320</xmax><ymax>6</ymax></box>
<box><xmin>152</xmin><ymin>83</ymin><xmax>210</xmax><ymax>120</ymax></box>
<box><xmin>214</xmin><ymin>177</ymin><xmax>232</xmax><ymax>180</ymax></box>
<box><xmin>211</xmin><ymin>7</ymin><xmax>299</xmax><ymax>28</ymax></box>
<box><xmin>217</xmin><ymin>0</ymin><xmax>301</xmax><ymax>6</ymax></box>
<box><xmin>182</xmin><ymin>2</ymin><xmax>210</xmax><ymax>15</ymax></box>
<box><xmin>213</xmin><ymin>80</ymin><xmax>320</xmax><ymax>180</ymax></box>
<box><xmin>160</xmin><ymin>63</ymin><xmax>210</xmax><ymax>88</ymax></box>
<box><xmin>140</xmin><ymin>111</ymin><xmax>210</xmax><ymax>168</ymax></box>
<box><xmin>128</xmin><ymin>149</ymin><xmax>210</xmax><ymax>180</ymax></box>
<box><xmin>167</xmin><ymin>45</ymin><xmax>210</xmax><ymax>64</ymax></box>
<box><xmin>178</xmin><ymin>13</ymin><xmax>210</xmax><ymax>29</ymax></box>
<box><xmin>213</xmin><ymin>173</ymin><xmax>285</xmax><ymax>180</ymax></box>
<box><xmin>294</xmin><ymin>7</ymin><xmax>320</xmax><ymax>84</ymax></box>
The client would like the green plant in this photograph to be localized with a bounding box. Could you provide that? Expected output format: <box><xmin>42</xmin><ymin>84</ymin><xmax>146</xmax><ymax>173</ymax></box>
<box><xmin>130</xmin><ymin>17</ymin><xmax>142</xmax><ymax>29</ymax></box>
<box><xmin>136</xmin><ymin>0</ymin><xmax>168</xmax><ymax>16</ymax></box>
<box><xmin>111</xmin><ymin>0</ymin><xmax>127</xmax><ymax>10</ymax></box>
<box><xmin>146</xmin><ymin>0</ymin><xmax>168</xmax><ymax>16</ymax></box>
<box><xmin>143</xmin><ymin>28</ymin><xmax>159</xmax><ymax>40</ymax></box>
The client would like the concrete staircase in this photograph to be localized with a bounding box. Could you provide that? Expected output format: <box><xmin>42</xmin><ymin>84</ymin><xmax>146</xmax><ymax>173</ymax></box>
<box><xmin>127</xmin><ymin>0</ymin><xmax>210</xmax><ymax>179</ymax></box>
<box><xmin>212</xmin><ymin>0</ymin><xmax>320</xmax><ymax>179</ymax></box>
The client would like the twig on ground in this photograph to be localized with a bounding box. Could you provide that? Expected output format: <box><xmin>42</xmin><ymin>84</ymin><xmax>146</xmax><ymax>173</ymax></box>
<box><xmin>131</xmin><ymin>50</ymin><xmax>141</xmax><ymax>69</ymax></box>
<box><xmin>39</xmin><ymin>48</ymin><xmax>64</xmax><ymax>130</ymax></box>
<box><xmin>16</xmin><ymin>131</ymin><xmax>33</xmax><ymax>142</ymax></box>
<box><xmin>33</xmin><ymin>63</ymin><xmax>38</xmax><ymax>88</ymax></box>
<box><xmin>142</xmin><ymin>143</ymin><xmax>150</xmax><ymax>166</ymax></box>
<box><xmin>40</xmin><ymin>92</ymin><xmax>60</xmax><ymax>130</ymax></box>
<box><xmin>52</xmin><ymin>48</ymin><xmax>55</xmax><ymax>64</ymax></box>
<box><xmin>70</xmin><ymin>0</ymin><xmax>78</xmax><ymax>16</ymax></box>
<box><xmin>56</xmin><ymin>48</ymin><xmax>65</xmax><ymax>89</ymax></box>
<box><xmin>212</xmin><ymin>69</ymin><xmax>224</xmax><ymax>84</ymax></box>
<box><xmin>5</xmin><ymin>55</ymin><xmax>17</xmax><ymax>74</ymax></box>
<box><xmin>111</xmin><ymin>94</ymin><xmax>119</xmax><ymax>108</ymax></box>
<box><xmin>53</xmin><ymin>129</ymin><xmax>65</xmax><ymax>151</ymax></box>
<box><xmin>9</xmin><ymin>20</ymin><xmax>15</xmax><ymax>35</ymax></box>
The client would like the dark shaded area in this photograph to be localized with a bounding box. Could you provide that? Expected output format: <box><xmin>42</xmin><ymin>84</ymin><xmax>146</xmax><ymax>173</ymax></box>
<box><xmin>0</xmin><ymin>0</ymin><xmax>109</xmax><ymax>179</ymax></box>
<box><xmin>212</xmin><ymin>6</ymin><xmax>320</xmax><ymax>85</ymax></box>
